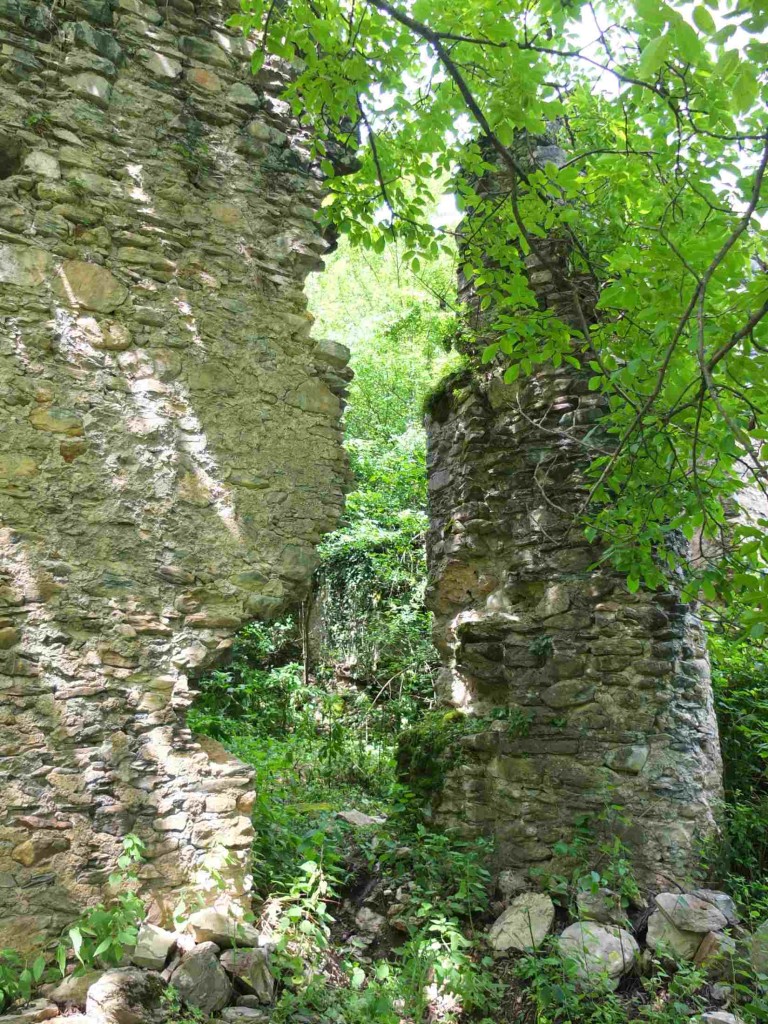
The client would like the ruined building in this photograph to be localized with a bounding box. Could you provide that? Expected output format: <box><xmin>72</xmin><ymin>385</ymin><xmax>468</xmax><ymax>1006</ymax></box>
<box><xmin>424</xmin><ymin>143</ymin><xmax>724</xmax><ymax>888</ymax></box>
<box><xmin>0</xmin><ymin>0</ymin><xmax>351</xmax><ymax>949</ymax></box>
<box><xmin>0</xmin><ymin>0</ymin><xmax>727</xmax><ymax>955</ymax></box>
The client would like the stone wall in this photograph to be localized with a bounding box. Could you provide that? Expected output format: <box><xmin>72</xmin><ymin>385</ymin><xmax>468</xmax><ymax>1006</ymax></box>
<box><xmin>0</xmin><ymin>0</ymin><xmax>351</xmax><ymax>949</ymax></box>
<box><xmin>425</xmin><ymin>149</ymin><xmax>723</xmax><ymax>888</ymax></box>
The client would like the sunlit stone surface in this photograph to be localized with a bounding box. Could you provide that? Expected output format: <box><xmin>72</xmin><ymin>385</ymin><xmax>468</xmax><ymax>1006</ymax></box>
<box><xmin>0</xmin><ymin>0</ymin><xmax>350</xmax><ymax>947</ymax></box>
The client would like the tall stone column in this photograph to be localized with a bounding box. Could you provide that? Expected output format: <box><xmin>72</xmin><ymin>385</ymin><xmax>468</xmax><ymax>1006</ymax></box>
<box><xmin>0</xmin><ymin>0</ymin><xmax>350</xmax><ymax>948</ymax></box>
<box><xmin>425</xmin><ymin>145</ymin><xmax>723</xmax><ymax>888</ymax></box>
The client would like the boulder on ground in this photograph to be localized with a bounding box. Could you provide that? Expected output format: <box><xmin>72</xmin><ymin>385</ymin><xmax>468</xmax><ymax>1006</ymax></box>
<box><xmin>576</xmin><ymin>888</ymin><xmax>628</xmax><ymax>926</ymax></box>
<box><xmin>132</xmin><ymin>923</ymin><xmax>177</xmax><ymax>970</ymax></box>
<box><xmin>646</xmin><ymin>910</ymin><xmax>702</xmax><ymax>960</ymax></box>
<box><xmin>86</xmin><ymin>968</ymin><xmax>166</xmax><ymax>1024</ymax></box>
<box><xmin>693</xmin><ymin>890</ymin><xmax>739</xmax><ymax>927</ymax></box>
<box><xmin>220</xmin><ymin>1008</ymin><xmax>270</xmax><ymax>1023</ymax></box>
<box><xmin>497</xmin><ymin>870</ymin><xmax>528</xmax><ymax>900</ymax></box>
<box><xmin>655</xmin><ymin>893</ymin><xmax>728</xmax><ymax>934</ymax></box>
<box><xmin>695</xmin><ymin>930</ymin><xmax>736</xmax><ymax>968</ymax></box>
<box><xmin>220</xmin><ymin>947</ymin><xmax>274</xmax><ymax>1004</ymax></box>
<box><xmin>354</xmin><ymin>907</ymin><xmax>387</xmax><ymax>936</ymax></box>
<box><xmin>695</xmin><ymin>1013</ymin><xmax>744</xmax><ymax>1024</ymax></box>
<box><xmin>186</xmin><ymin>906</ymin><xmax>262</xmax><ymax>948</ymax></box>
<box><xmin>49</xmin><ymin>971</ymin><xmax>104</xmax><ymax>1009</ymax></box>
<box><xmin>169</xmin><ymin>941</ymin><xmax>233</xmax><ymax>1013</ymax></box>
<box><xmin>488</xmin><ymin>892</ymin><xmax>555</xmax><ymax>952</ymax></box>
<box><xmin>0</xmin><ymin>1001</ymin><xmax>59</xmax><ymax>1024</ymax></box>
<box><xmin>336</xmin><ymin>810</ymin><xmax>386</xmax><ymax>827</ymax></box>
<box><xmin>558</xmin><ymin>921</ymin><xmax>639</xmax><ymax>989</ymax></box>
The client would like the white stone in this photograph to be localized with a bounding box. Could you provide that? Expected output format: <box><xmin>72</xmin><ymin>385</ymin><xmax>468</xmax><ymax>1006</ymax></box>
<box><xmin>695</xmin><ymin>1013</ymin><xmax>744</xmax><ymax>1024</ymax></box>
<box><xmin>186</xmin><ymin>905</ymin><xmax>263</xmax><ymax>948</ymax></box>
<box><xmin>646</xmin><ymin>909</ymin><xmax>702</xmax><ymax>959</ymax></box>
<box><xmin>355</xmin><ymin>906</ymin><xmax>387</xmax><ymax>935</ymax></box>
<box><xmin>23</xmin><ymin>150</ymin><xmax>61</xmax><ymax>179</ymax></box>
<box><xmin>0</xmin><ymin>244</ymin><xmax>52</xmax><ymax>287</ymax></box>
<box><xmin>558</xmin><ymin>921</ymin><xmax>639</xmax><ymax>987</ymax></box>
<box><xmin>576</xmin><ymin>888</ymin><xmax>627</xmax><ymax>926</ymax></box>
<box><xmin>137</xmin><ymin>48</ymin><xmax>182</xmax><ymax>79</ymax></box>
<box><xmin>66</xmin><ymin>73</ymin><xmax>112</xmax><ymax>109</ymax></box>
<box><xmin>337</xmin><ymin>809</ymin><xmax>386</xmax><ymax>827</ymax></box>
<box><xmin>488</xmin><ymin>892</ymin><xmax>555</xmax><ymax>952</ymax></box>
<box><xmin>131</xmin><ymin>923</ymin><xmax>176</xmax><ymax>969</ymax></box>
<box><xmin>655</xmin><ymin>892</ymin><xmax>728</xmax><ymax>933</ymax></box>
<box><xmin>693</xmin><ymin>889</ymin><xmax>739</xmax><ymax>926</ymax></box>
<box><xmin>49</xmin><ymin>971</ymin><xmax>104</xmax><ymax>1008</ymax></box>
<box><xmin>86</xmin><ymin>969</ymin><xmax>166</xmax><ymax>1024</ymax></box>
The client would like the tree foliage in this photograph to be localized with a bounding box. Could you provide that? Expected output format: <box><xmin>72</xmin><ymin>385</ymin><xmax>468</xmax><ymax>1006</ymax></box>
<box><xmin>306</xmin><ymin>240</ymin><xmax>458</xmax><ymax>699</ymax></box>
<box><xmin>234</xmin><ymin>0</ymin><xmax>768</xmax><ymax>627</ymax></box>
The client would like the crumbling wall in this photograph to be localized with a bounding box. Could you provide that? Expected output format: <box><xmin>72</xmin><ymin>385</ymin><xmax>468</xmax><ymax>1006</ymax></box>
<box><xmin>0</xmin><ymin>0</ymin><xmax>351</xmax><ymax>948</ymax></box>
<box><xmin>425</xmin><ymin>146</ymin><xmax>723</xmax><ymax>889</ymax></box>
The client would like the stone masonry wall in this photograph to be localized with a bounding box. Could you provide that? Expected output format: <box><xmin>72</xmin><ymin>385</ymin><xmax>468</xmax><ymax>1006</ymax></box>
<box><xmin>425</xmin><ymin>146</ymin><xmax>723</xmax><ymax>889</ymax></box>
<box><xmin>0</xmin><ymin>0</ymin><xmax>351</xmax><ymax>949</ymax></box>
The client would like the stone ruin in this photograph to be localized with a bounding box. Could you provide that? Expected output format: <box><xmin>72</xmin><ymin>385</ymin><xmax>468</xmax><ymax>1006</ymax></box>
<box><xmin>0</xmin><ymin>0</ymin><xmax>728</xmax><ymax>957</ymax></box>
<box><xmin>0</xmin><ymin>0</ymin><xmax>351</xmax><ymax>949</ymax></box>
<box><xmin>424</xmin><ymin>145</ymin><xmax>724</xmax><ymax>888</ymax></box>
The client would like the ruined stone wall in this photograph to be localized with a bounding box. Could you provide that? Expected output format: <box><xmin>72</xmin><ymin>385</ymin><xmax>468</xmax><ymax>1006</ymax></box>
<box><xmin>425</xmin><ymin>150</ymin><xmax>723</xmax><ymax>888</ymax></box>
<box><xmin>0</xmin><ymin>0</ymin><xmax>351</xmax><ymax>949</ymax></box>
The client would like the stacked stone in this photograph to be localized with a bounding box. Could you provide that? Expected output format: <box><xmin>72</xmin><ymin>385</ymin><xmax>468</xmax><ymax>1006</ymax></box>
<box><xmin>424</xmin><ymin>139</ymin><xmax>722</xmax><ymax>886</ymax></box>
<box><xmin>0</xmin><ymin>0</ymin><xmax>351</xmax><ymax>948</ymax></box>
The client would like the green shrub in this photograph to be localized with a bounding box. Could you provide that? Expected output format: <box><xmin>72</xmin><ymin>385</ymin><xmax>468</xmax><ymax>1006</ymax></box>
<box><xmin>709</xmin><ymin>632</ymin><xmax>768</xmax><ymax>918</ymax></box>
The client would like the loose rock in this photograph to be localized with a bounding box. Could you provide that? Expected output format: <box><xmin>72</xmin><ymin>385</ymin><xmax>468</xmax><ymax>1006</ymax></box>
<box><xmin>49</xmin><ymin>971</ymin><xmax>104</xmax><ymax>1008</ymax></box>
<box><xmin>131</xmin><ymin>923</ymin><xmax>177</xmax><ymax>970</ymax></box>
<box><xmin>576</xmin><ymin>888</ymin><xmax>628</xmax><ymax>926</ymax></box>
<box><xmin>220</xmin><ymin>947</ymin><xmax>275</xmax><ymax>1004</ymax></box>
<box><xmin>693</xmin><ymin>890</ymin><xmax>739</xmax><ymax>927</ymax></box>
<box><xmin>488</xmin><ymin>892</ymin><xmax>555</xmax><ymax>952</ymax></box>
<box><xmin>646</xmin><ymin>910</ymin><xmax>702</xmax><ymax>960</ymax></box>
<box><xmin>169</xmin><ymin>941</ymin><xmax>233</xmax><ymax>1014</ymax></box>
<box><xmin>655</xmin><ymin>892</ymin><xmax>728</xmax><ymax>933</ymax></box>
<box><xmin>354</xmin><ymin>907</ymin><xmax>387</xmax><ymax>936</ymax></box>
<box><xmin>186</xmin><ymin>907</ymin><xmax>263</xmax><ymax>948</ymax></box>
<box><xmin>559</xmin><ymin>921</ymin><xmax>639</xmax><ymax>988</ymax></box>
<box><xmin>337</xmin><ymin>810</ymin><xmax>386</xmax><ymax>827</ymax></box>
<box><xmin>86</xmin><ymin>968</ymin><xmax>166</xmax><ymax>1024</ymax></box>
<box><xmin>0</xmin><ymin>1001</ymin><xmax>59</xmax><ymax>1024</ymax></box>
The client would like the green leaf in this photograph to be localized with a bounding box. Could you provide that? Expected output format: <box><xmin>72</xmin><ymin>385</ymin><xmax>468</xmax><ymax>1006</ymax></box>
<box><xmin>638</xmin><ymin>34</ymin><xmax>669</xmax><ymax>76</ymax></box>
<box><xmin>69</xmin><ymin>927</ymin><xmax>84</xmax><ymax>963</ymax></box>
<box><xmin>733</xmin><ymin>64</ymin><xmax>759</xmax><ymax>111</ymax></box>
<box><xmin>692</xmin><ymin>6</ymin><xmax>716</xmax><ymax>33</ymax></box>
<box><xmin>673</xmin><ymin>19</ymin><xmax>703</xmax><ymax>62</ymax></box>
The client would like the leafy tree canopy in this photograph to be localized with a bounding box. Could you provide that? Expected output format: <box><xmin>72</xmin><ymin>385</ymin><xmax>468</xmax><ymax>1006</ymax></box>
<box><xmin>234</xmin><ymin>0</ymin><xmax>768</xmax><ymax>631</ymax></box>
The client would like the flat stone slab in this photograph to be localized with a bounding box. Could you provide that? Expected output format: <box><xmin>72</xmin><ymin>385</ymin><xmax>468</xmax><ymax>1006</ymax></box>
<box><xmin>655</xmin><ymin>893</ymin><xmax>728</xmax><ymax>933</ymax></box>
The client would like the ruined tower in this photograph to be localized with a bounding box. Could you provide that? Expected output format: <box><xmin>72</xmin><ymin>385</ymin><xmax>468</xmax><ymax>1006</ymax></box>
<box><xmin>424</xmin><ymin>141</ymin><xmax>723</xmax><ymax>887</ymax></box>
